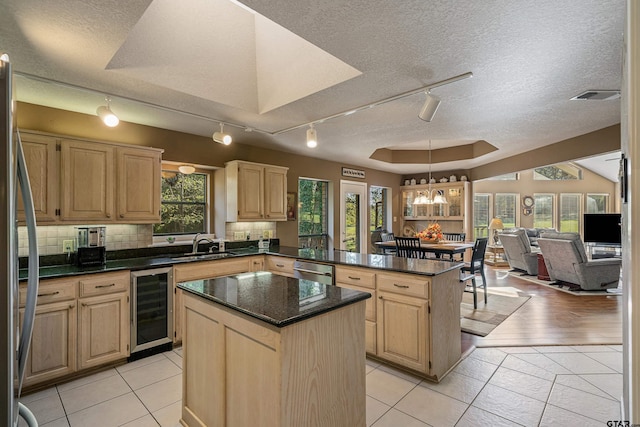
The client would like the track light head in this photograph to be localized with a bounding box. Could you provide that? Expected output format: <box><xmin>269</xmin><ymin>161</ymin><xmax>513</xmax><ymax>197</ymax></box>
<box><xmin>96</xmin><ymin>97</ymin><xmax>119</xmax><ymax>127</ymax></box>
<box><xmin>213</xmin><ymin>123</ymin><xmax>232</xmax><ymax>145</ymax></box>
<box><xmin>418</xmin><ymin>91</ymin><xmax>441</xmax><ymax>122</ymax></box>
<box><xmin>306</xmin><ymin>125</ymin><xmax>317</xmax><ymax>148</ymax></box>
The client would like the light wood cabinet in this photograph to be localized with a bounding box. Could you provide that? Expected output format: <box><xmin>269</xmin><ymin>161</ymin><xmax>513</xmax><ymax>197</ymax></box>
<box><xmin>17</xmin><ymin>133</ymin><xmax>59</xmax><ymax>223</ymax></box>
<box><xmin>116</xmin><ymin>146</ymin><xmax>161</xmax><ymax>222</ymax></box>
<box><xmin>60</xmin><ymin>139</ymin><xmax>115</xmax><ymax>221</ymax></box>
<box><xmin>266</xmin><ymin>256</ymin><xmax>296</xmax><ymax>277</ymax></box>
<box><xmin>181</xmin><ymin>291</ymin><xmax>366</xmax><ymax>427</ymax></box>
<box><xmin>21</xmin><ymin>298</ymin><xmax>77</xmax><ymax>387</ymax></box>
<box><xmin>248</xmin><ymin>255</ymin><xmax>265</xmax><ymax>272</ymax></box>
<box><xmin>173</xmin><ymin>257</ymin><xmax>254</xmax><ymax>343</ymax></box>
<box><xmin>78</xmin><ymin>271</ymin><xmax>130</xmax><ymax>369</ymax></box>
<box><xmin>400</xmin><ymin>181</ymin><xmax>470</xmax><ymax>238</ymax></box>
<box><xmin>18</xmin><ymin>130</ymin><xmax>163</xmax><ymax>224</ymax></box>
<box><xmin>335</xmin><ymin>266</ymin><xmax>377</xmax><ymax>354</ymax></box>
<box><xmin>224</xmin><ymin>160</ymin><xmax>288</xmax><ymax>222</ymax></box>
<box><xmin>20</xmin><ymin>271</ymin><xmax>130</xmax><ymax>389</ymax></box>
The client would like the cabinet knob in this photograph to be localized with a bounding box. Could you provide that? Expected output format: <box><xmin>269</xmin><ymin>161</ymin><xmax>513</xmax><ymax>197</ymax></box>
<box><xmin>378</xmin><ymin>296</ymin><xmax>383</xmax><ymax>299</ymax></box>
<box><xmin>120</xmin><ymin>214</ymin><xmax>124</xmax><ymax>218</ymax></box>
<box><xmin>106</xmin><ymin>213</ymin><xmax>111</xmax><ymax>218</ymax></box>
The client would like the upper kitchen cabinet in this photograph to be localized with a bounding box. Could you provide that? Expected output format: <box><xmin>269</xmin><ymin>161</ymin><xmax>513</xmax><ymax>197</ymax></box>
<box><xmin>60</xmin><ymin>139</ymin><xmax>115</xmax><ymax>222</ymax></box>
<box><xmin>116</xmin><ymin>146</ymin><xmax>161</xmax><ymax>222</ymax></box>
<box><xmin>17</xmin><ymin>133</ymin><xmax>58</xmax><ymax>223</ymax></box>
<box><xmin>225</xmin><ymin>160</ymin><xmax>288</xmax><ymax>222</ymax></box>
<box><xmin>19</xmin><ymin>130</ymin><xmax>163</xmax><ymax>224</ymax></box>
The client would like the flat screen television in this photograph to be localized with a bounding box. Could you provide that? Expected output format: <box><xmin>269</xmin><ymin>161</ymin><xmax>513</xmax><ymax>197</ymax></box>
<box><xmin>583</xmin><ymin>213</ymin><xmax>621</xmax><ymax>245</ymax></box>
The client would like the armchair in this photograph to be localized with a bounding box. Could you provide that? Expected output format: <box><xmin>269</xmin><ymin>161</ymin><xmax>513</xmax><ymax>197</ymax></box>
<box><xmin>537</xmin><ymin>232</ymin><xmax>621</xmax><ymax>291</ymax></box>
<box><xmin>499</xmin><ymin>228</ymin><xmax>539</xmax><ymax>275</ymax></box>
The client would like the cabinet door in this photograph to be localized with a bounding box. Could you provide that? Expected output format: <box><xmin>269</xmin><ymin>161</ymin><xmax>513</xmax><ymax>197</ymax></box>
<box><xmin>78</xmin><ymin>292</ymin><xmax>129</xmax><ymax>369</ymax></box>
<box><xmin>17</xmin><ymin>134</ymin><xmax>59</xmax><ymax>222</ymax></box>
<box><xmin>21</xmin><ymin>301</ymin><xmax>77</xmax><ymax>387</ymax></box>
<box><xmin>60</xmin><ymin>140</ymin><xmax>115</xmax><ymax>221</ymax></box>
<box><xmin>237</xmin><ymin>163</ymin><xmax>264</xmax><ymax>220</ymax></box>
<box><xmin>248</xmin><ymin>256</ymin><xmax>265</xmax><ymax>272</ymax></box>
<box><xmin>264</xmin><ymin>166</ymin><xmax>287</xmax><ymax>220</ymax></box>
<box><xmin>117</xmin><ymin>147</ymin><xmax>161</xmax><ymax>222</ymax></box>
<box><xmin>377</xmin><ymin>291</ymin><xmax>429</xmax><ymax>373</ymax></box>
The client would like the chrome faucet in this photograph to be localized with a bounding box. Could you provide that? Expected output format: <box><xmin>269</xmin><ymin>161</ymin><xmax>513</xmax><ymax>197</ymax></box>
<box><xmin>192</xmin><ymin>233</ymin><xmax>214</xmax><ymax>254</ymax></box>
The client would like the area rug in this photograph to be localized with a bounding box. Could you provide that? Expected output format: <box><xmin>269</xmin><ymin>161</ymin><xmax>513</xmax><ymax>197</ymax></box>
<box><xmin>507</xmin><ymin>271</ymin><xmax>622</xmax><ymax>296</ymax></box>
<box><xmin>460</xmin><ymin>289</ymin><xmax>531</xmax><ymax>337</ymax></box>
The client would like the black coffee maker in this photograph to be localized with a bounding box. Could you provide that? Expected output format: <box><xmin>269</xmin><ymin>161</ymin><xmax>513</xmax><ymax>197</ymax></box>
<box><xmin>76</xmin><ymin>226</ymin><xmax>106</xmax><ymax>267</ymax></box>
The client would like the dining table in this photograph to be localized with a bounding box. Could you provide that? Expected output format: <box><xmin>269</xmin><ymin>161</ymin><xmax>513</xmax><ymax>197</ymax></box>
<box><xmin>375</xmin><ymin>240</ymin><xmax>474</xmax><ymax>259</ymax></box>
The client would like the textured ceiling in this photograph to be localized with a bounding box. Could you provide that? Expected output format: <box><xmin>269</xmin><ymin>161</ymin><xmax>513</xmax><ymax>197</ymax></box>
<box><xmin>0</xmin><ymin>0</ymin><xmax>625</xmax><ymax>176</ymax></box>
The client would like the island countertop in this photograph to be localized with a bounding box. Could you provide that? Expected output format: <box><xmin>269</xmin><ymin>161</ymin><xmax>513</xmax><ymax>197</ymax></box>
<box><xmin>177</xmin><ymin>271</ymin><xmax>371</xmax><ymax>327</ymax></box>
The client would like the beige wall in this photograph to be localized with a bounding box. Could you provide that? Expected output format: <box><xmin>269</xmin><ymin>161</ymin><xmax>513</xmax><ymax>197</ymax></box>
<box><xmin>473</xmin><ymin>167</ymin><xmax>619</xmax><ymax>229</ymax></box>
<box><xmin>17</xmin><ymin>102</ymin><xmax>403</xmax><ymax>249</ymax></box>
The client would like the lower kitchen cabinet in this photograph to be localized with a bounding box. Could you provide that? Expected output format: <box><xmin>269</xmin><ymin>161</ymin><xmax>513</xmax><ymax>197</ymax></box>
<box><xmin>20</xmin><ymin>270</ymin><xmax>130</xmax><ymax>389</ymax></box>
<box><xmin>21</xmin><ymin>300</ymin><xmax>77</xmax><ymax>387</ymax></box>
<box><xmin>335</xmin><ymin>266</ymin><xmax>377</xmax><ymax>354</ymax></box>
<box><xmin>376</xmin><ymin>292</ymin><xmax>429</xmax><ymax>373</ymax></box>
<box><xmin>78</xmin><ymin>292</ymin><xmax>129</xmax><ymax>369</ymax></box>
<box><xmin>266</xmin><ymin>255</ymin><xmax>296</xmax><ymax>277</ymax></box>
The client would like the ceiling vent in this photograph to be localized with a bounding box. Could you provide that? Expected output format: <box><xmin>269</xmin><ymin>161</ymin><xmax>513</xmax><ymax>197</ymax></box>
<box><xmin>570</xmin><ymin>90</ymin><xmax>620</xmax><ymax>101</ymax></box>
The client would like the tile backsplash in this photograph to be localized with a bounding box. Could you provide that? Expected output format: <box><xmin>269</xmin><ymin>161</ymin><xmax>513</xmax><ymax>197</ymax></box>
<box><xmin>18</xmin><ymin>224</ymin><xmax>154</xmax><ymax>257</ymax></box>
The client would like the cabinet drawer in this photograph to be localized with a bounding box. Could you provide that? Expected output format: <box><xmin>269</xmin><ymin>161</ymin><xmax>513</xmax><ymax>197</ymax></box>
<box><xmin>174</xmin><ymin>258</ymin><xmax>251</xmax><ymax>283</ymax></box>
<box><xmin>377</xmin><ymin>273</ymin><xmax>430</xmax><ymax>298</ymax></box>
<box><xmin>79</xmin><ymin>271</ymin><xmax>130</xmax><ymax>297</ymax></box>
<box><xmin>20</xmin><ymin>277</ymin><xmax>78</xmax><ymax>307</ymax></box>
<box><xmin>335</xmin><ymin>266</ymin><xmax>376</xmax><ymax>289</ymax></box>
<box><xmin>266</xmin><ymin>256</ymin><xmax>295</xmax><ymax>277</ymax></box>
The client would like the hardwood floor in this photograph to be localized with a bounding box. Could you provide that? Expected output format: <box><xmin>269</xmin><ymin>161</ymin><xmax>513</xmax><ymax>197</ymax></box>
<box><xmin>461</xmin><ymin>265</ymin><xmax>623</xmax><ymax>351</ymax></box>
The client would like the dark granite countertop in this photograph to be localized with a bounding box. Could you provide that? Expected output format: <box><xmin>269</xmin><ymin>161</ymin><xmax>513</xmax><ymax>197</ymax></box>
<box><xmin>21</xmin><ymin>245</ymin><xmax>462</xmax><ymax>281</ymax></box>
<box><xmin>177</xmin><ymin>272</ymin><xmax>371</xmax><ymax>327</ymax></box>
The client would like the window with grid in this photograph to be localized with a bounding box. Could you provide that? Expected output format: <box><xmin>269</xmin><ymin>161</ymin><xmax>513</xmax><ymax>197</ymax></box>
<box><xmin>298</xmin><ymin>179</ymin><xmax>329</xmax><ymax>249</ymax></box>
<box><xmin>586</xmin><ymin>193</ymin><xmax>609</xmax><ymax>214</ymax></box>
<box><xmin>533</xmin><ymin>194</ymin><xmax>555</xmax><ymax>229</ymax></box>
<box><xmin>494</xmin><ymin>193</ymin><xmax>518</xmax><ymax>229</ymax></box>
<box><xmin>473</xmin><ymin>193</ymin><xmax>491</xmax><ymax>238</ymax></box>
<box><xmin>559</xmin><ymin>193</ymin><xmax>582</xmax><ymax>232</ymax></box>
<box><xmin>153</xmin><ymin>171</ymin><xmax>207</xmax><ymax>235</ymax></box>
<box><xmin>370</xmin><ymin>187</ymin><xmax>390</xmax><ymax>231</ymax></box>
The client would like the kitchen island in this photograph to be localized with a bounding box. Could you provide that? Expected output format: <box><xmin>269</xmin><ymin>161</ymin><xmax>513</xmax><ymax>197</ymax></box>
<box><xmin>177</xmin><ymin>272</ymin><xmax>371</xmax><ymax>427</ymax></box>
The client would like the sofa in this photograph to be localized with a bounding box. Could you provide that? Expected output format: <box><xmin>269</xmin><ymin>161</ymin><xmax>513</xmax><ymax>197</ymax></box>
<box><xmin>499</xmin><ymin>228</ymin><xmax>540</xmax><ymax>275</ymax></box>
<box><xmin>537</xmin><ymin>231</ymin><xmax>621</xmax><ymax>291</ymax></box>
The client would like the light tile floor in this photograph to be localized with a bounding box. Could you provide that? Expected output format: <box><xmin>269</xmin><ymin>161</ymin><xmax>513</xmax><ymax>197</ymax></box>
<box><xmin>19</xmin><ymin>345</ymin><xmax>623</xmax><ymax>427</ymax></box>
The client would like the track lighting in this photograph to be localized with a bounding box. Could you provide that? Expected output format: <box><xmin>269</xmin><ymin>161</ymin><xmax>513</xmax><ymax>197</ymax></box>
<box><xmin>213</xmin><ymin>123</ymin><xmax>232</xmax><ymax>145</ymax></box>
<box><xmin>418</xmin><ymin>91</ymin><xmax>441</xmax><ymax>122</ymax></box>
<box><xmin>178</xmin><ymin>165</ymin><xmax>196</xmax><ymax>175</ymax></box>
<box><xmin>96</xmin><ymin>97</ymin><xmax>119</xmax><ymax>127</ymax></box>
<box><xmin>306</xmin><ymin>124</ymin><xmax>317</xmax><ymax>148</ymax></box>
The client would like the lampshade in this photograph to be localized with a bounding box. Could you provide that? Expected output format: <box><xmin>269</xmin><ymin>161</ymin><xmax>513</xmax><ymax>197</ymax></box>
<box><xmin>432</xmin><ymin>190</ymin><xmax>448</xmax><ymax>204</ymax></box>
<box><xmin>96</xmin><ymin>98</ymin><xmax>119</xmax><ymax>127</ymax></box>
<box><xmin>178</xmin><ymin>165</ymin><xmax>196</xmax><ymax>175</ymax></box>
<box><xmin>306</xmin><ymin>125</ymin><xmax>317</xmax><ymax>148</ymax></box>
<box><xmin>418</xmin><ymin>92</ymin><xmax>441</xmax><ymax>122</ymax></box>
<box><xmin>489</xmin><ymin>218</ymin><xmax>504</xmax><ymax>230</ymax></box>
<box><xmin>213</xmin><ymin>123</ymin><xmax>232</xmax><ymax>145</ymax></box>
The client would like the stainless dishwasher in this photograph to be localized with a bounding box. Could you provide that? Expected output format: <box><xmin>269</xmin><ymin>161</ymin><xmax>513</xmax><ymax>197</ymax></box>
<box><xmin>293</xmin><ymin>260</ymin><xmax>335</xmax><ymax>285</ymax></box>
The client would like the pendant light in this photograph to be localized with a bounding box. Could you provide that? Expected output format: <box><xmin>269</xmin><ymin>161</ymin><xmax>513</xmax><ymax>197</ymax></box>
<box><xmin>178</xmin><ymin>165</ymin><xmax>196</xmax><ymax>175</ymax></box>
<box><xmin>413</xmin><ymin>140</ymin><xmax>448</xmax><ymax>205</ymax></box>
<box><xmin>213</xmin><ymin>123</ymin><xmax>232</xmax><ymax>145</ymax></box>
<box><xmin>96</xmin><ymin>97</ymin><xmax>119</xmax><ymax>127</ymax></box>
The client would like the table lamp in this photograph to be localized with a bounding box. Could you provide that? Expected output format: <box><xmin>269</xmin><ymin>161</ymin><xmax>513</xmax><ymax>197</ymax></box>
<box><xmin>489</xmin><ymin>217</ymin><xmax>504</xmax><ymax>245</ymax></box>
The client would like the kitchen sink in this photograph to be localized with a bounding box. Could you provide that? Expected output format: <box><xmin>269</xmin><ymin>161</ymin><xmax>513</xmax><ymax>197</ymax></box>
<box><xmin>172</xmin><ymin>252</ymin><xmax>231</xmax><ymax>261</ymax></box>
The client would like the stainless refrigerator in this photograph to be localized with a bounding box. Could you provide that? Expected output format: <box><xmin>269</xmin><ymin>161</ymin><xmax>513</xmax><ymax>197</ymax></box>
<box><xmin>1</xmin><ymin>54</ymin><xmax>40</xmax><ymax>426</ymax></box>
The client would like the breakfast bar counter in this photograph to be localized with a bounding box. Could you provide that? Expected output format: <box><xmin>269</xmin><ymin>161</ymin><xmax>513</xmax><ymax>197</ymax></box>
<box><xmin>177</xmin><ymin>272</ymin><xmax>370</xmax><ymax>427</ymax></box>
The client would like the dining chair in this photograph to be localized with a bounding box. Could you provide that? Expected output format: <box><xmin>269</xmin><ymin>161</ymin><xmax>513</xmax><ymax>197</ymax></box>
<box><xmin>460</xmin><ymin>237</ymin><xmax>489</xmax><ymax>309</ymax></box>
<box><xmin>442</xmin><ymin>232</ymin><xmax>466</xmax><ymax>260</ymax></box>
<box><xmin>380</xmin><ymin>232</ymin><xmax>396</xmax><ymax>255</ymax></box>
<box><xmin>394</xmin><ymin>237</ymin><xmax>423</xmax><ymax>259</ymax></box>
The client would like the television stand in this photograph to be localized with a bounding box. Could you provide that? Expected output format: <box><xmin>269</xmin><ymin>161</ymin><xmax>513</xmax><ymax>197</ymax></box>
<box><xmin>586</xmin><ymin>243</ymin><xmax>621</xmax><ymax>259</ymax></box>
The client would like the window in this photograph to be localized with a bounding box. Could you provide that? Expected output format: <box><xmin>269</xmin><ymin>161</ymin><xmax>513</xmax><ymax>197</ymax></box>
<box><xmin>534</xmin><ymin>164</ymin><xmax>582</xmax><ymax>180</ymax></box>
<box><xmin>473</xmin><ymin>194</ymin><xmax>492</xmax><ymax>238</ymax></box>
<box><xmin>488</xmin><ymin>172</ymin><xmax>519</xmax><ymax>181</ymax></box>
<box><xmin>559</xmin><ymin>193</ymin><xmax>582</xmax><ymax>232</ymax></box>
<box><xmin>154</xmin><ymin>171</ymin><xmax>208</xmax><ymax>235</ymax></box>
<box><xmin>586</xmin><ymin>193</ymin><xmax>609</xmax><ymax>214</ymax></box>
<box><xmin>494</xmin><ymin>193</ymin><xmax>518</xmax><ymax>229</ymax></box>
<box><xmin>370</xmin><ymin>186</ymin><xmax>390</xmax><ymax>231</ymax></box>
<box><xmin>533</xmin><ymin>194</ymin><xmax>555</xmax><ymax>229</ymax></box>
<box><xmin>298</xmin><ymin>179</ymin><xmax>329</xmax><ymax>249</ymax></box>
